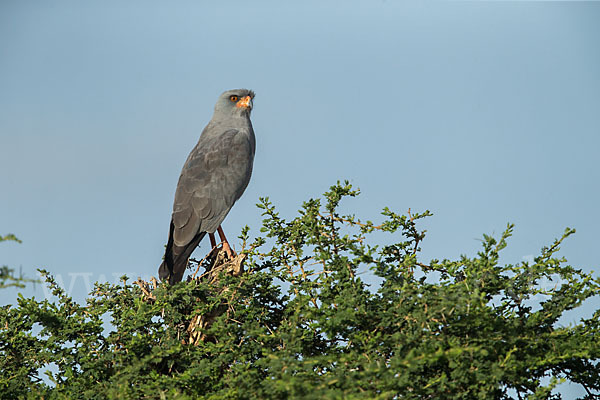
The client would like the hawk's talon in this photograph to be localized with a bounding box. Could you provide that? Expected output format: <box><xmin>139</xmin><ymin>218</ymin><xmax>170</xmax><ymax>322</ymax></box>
<box><xmin>221</xmin><ymin>241</ymin><xmax>235</xmax><ymax>259</ymax></box>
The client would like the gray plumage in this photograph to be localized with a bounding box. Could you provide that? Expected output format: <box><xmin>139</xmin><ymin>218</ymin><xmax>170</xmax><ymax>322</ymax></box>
<box><xmin>159</xmin><ymin>89</ymin><xmax>256</xmax><ymax>284</ymax></box>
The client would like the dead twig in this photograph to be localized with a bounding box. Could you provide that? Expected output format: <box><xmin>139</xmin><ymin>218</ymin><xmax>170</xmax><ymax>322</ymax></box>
<box><xmin>134</xmin><ymin>245</ymin><xmax>248</xmax><ymax>346</ymax></box>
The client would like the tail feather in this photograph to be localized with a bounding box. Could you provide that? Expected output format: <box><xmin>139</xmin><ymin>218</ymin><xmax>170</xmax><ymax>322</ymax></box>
<box><xmin>159</xmin><ymin>220</ymin><xmax>206</xmax><ymax>284</ymax></box>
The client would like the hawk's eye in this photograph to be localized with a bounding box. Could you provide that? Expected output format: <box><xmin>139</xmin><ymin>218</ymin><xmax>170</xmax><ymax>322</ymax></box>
<box><xmin>229</xmin><ymin>95</ymin><xmax>238</xmax><ymax>102</ymax></box>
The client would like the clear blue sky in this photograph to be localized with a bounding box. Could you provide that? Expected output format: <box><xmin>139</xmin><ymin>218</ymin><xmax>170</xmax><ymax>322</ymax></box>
<box><xmin>1</xmin><ymin>1</ymin><xmax>599</xmax><ymax>393</ymax></box>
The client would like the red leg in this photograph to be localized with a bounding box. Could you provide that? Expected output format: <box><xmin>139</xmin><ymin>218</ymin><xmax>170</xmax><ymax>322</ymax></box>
<box><xmin>209</xmin><ymin>233</ymin><xmax>217</xmax><ymax>249</ymax></box>
<box><xmin>217</xmin><ymin>226</ymin><xmax>234</xmax><ymax>259</ymax></box>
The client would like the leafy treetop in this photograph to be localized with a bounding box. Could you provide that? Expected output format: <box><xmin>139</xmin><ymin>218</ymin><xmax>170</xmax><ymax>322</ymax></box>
<box><xmin>1</xmin><ymin>182</ymin><xmax>599</xmax><ymax>399</ymax></box>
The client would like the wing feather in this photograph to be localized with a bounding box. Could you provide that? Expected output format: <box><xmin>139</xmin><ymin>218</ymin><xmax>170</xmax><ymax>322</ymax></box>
<box><xmin>171</xmin><ymin>129</ymin><xmax>253</xmax><ymax>242</ymax></box>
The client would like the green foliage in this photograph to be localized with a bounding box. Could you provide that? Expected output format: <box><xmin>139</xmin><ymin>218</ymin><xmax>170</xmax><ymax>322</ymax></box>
<box><xmin>1</xmin><ymin>234</ymin><xmax>38</xmax><ymax>289</ymax></box>
<box><xmin>1</xmin><ymin>182</ymin><xmax>599</xmax><ymax>399</ymax></box>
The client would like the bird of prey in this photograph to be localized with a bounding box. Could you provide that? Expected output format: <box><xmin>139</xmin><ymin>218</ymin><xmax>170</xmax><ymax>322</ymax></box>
<box><xmin>158</xmin><ymin>89</ymin><xmax>256</xmax><ymax>284</ymax></box>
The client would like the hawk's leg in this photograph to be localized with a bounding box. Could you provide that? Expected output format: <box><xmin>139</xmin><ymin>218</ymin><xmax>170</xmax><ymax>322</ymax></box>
<box><xmin>217</xmin><ymin>226</ymin><xmax>235</xmax><ymax>259</ymax></box>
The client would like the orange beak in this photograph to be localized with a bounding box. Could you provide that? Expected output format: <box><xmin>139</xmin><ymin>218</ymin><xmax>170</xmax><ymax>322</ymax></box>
<box><xmin>236</xmin><ymin>95</ymin><xmax>252</xmax><ymax>109</ymax></box>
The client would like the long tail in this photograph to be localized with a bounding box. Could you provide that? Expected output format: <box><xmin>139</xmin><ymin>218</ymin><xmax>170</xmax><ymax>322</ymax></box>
<box><xmin>158</xmin><ymin>220</ymin><xmax>206</xmax><ymax>284</ymax></box>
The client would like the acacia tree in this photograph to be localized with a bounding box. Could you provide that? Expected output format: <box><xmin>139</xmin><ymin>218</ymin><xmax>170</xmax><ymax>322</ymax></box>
<box><xmin>1</xmin><ymin>182</ymin><xmax>599</xmax><ymax>399</ymax></box>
